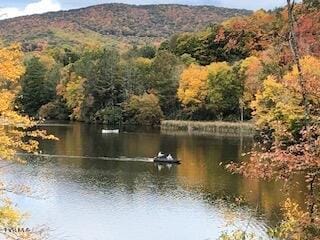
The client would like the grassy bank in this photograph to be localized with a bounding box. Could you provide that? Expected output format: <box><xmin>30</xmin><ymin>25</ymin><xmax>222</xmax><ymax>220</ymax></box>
<box><xmin>161</xmin><ymin>120</ymin><xmax>255</xmax><ymax>137</ymax></box>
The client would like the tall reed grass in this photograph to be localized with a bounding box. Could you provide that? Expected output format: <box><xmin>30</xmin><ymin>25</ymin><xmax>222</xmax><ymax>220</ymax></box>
<box><xmin>161</xmin><ymin>120</ymin><xmax>255</xmax><ymax>137</ymax></box>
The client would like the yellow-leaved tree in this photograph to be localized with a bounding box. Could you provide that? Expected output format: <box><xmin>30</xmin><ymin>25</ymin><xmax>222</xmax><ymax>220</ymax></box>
<box><xmin>57</xmin><ymin>68</ymin><xmax>85</xmax><ymax>121</ymax></box>
<box><xmin>283</xmin><ymin>55</ymin><xmax>320</xmax><ymax>106</ymax></box>
<box><xmin>251</xmin><ymin>75</ymin><xmax>304</xmax><ymax>140</ymax></box>
<box><xmin>0</xmin><ymin>44</ymin><xmax>56</xmax><ymax>239</ymax></box>
<box><xmin>177</xmin><ymin>64</ymin><xmax>208</xmax><ymax>108</ymax></box>
<box><xmin>0</xmin><ymin>44</ymin><xmax>56</xmax><ymax>160</ymax></box>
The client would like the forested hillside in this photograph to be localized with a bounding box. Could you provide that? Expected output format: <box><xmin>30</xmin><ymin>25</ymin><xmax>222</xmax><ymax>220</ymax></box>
<box><xmin>7</xmin><ymin>2</ymin><xmax>318</xmax><ymax>126</ymax></box>
<box><xmin>0</xmin><ymin>4</ymin><xmax>250</xmax><ymax>50</ymax></box>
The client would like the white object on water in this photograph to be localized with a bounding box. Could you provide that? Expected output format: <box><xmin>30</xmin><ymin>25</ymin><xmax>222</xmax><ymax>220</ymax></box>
<box><xmin>157</xmin><ymin>152</ymin><xmax>165</xmax><ymax>157</ymax></box>
<box><xmin>166</xmin><ymin>154</ymin><xmax>173</xmax><ymax>160</ymax></box>
<box><xmin>102</xmin><ymin>129</ymin><xmax>119</xmax><ymax>134</ymax></box>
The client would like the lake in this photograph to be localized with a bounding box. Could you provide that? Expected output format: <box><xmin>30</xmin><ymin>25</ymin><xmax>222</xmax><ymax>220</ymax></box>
<box><xmin>0</xmin><ymin>122</ymin><xmax>304</xmax><ymax>240</ymax></box>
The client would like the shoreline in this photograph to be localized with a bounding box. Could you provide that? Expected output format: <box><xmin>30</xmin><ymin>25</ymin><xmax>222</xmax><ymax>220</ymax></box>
<box><xmin>37</xmin><ymin>119</ymin><xmax>256</xmax><ymax>137</ymax></box>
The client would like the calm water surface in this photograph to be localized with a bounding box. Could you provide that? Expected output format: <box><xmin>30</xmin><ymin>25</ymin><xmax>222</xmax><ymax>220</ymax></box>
<box><xmin>0</xmin><ymin>122</ymin><xmax>303</xmax><ymax>240</ymax></box>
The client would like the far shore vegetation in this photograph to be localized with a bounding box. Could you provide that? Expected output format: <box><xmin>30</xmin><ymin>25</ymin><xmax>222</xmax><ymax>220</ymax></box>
<box><xmin>161</xmin><ymin>120</ymin><xmax>255</xmax><ymax>136</ymax></box>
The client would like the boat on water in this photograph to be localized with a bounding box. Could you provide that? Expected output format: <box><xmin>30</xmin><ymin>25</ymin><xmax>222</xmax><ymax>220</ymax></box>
<box><xmin>102</xmin><ymin>129</ymin><xmax>119</xmax><ymax>134</ymax></box>
<box><xmin>153</xmin><ymin>157</ymin><xmax>181</xmax><ymax>164</ymax></box>
<box><xmin>153</xmin><ymin>152</ymin><xmax>181</xmax><ymax>164</ymax></box>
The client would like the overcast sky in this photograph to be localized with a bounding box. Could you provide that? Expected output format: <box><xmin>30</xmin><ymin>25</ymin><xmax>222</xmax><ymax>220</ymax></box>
<box><xmin>0</xmin><ymin>0</ymin><xmax>290</xmax><ymax>20</ymax></box>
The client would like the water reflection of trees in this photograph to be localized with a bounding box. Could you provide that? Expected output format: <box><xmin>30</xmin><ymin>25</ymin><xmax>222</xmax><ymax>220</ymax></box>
<box><xmin>174</xmin><ymin>135</ymin><xmax>306</xmax><ymax>223</ymax></box>
<box><xmin>38</xmin><ymin>124</ymin><xmax>306</xmax><ymax>224</ymax></box>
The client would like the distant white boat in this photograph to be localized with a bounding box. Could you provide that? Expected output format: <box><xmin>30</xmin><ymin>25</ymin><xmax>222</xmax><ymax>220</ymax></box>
<box><xmin>102</xmin><ymin>129</ymin><xmax>119</xmax><ymax>134</ymax></box>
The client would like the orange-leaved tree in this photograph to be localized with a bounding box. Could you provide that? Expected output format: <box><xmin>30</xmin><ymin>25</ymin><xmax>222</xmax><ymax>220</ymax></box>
<box><xmin>240</xmin><ymin>56</ymin><xmax>264</xmax><ymax>105</ymax></box>
<box><xmin>228</xmin><ymin>59</ymin><xmax>320</xmax><ymax>239</ymax></box>
<box><xmin>226</xmin><ymin>1</ymin><xmax>320</xmax><ymax>238</ymax></box>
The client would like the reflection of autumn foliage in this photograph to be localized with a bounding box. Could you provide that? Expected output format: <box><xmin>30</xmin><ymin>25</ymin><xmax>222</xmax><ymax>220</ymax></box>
<box><xmin>228</xmin><ymin>128</ymin><xmax>320</xmax><ymax>238</ymax></box>
<box><xmin>176</xmin><ymin>141</ymin><xmax>207</xmax><ymax>186</ymax></box>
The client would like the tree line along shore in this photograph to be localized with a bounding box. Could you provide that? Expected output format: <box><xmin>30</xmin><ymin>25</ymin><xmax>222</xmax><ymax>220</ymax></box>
<box><xmin>13</xmin><ymin>3</ymin><xmax>320</xmax><ymax>128</ymax></box>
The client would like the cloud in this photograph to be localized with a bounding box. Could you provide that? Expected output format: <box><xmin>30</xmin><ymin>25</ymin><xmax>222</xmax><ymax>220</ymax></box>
<box><xmin>0</xmin><ymin>0</ymin><xmax>61</xmax><ymax>20</ymax></box>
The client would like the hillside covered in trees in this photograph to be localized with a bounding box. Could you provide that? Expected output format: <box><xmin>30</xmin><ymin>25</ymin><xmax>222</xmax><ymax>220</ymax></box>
<box><xmin>0</xmin><ymin>3</ymin><xmax>250</xmax><ymax>50</ymax></box>
<box><xmin>11</xmin><ymin>1</ymin><xmax>320</xmax><ymax>128</ymax></box>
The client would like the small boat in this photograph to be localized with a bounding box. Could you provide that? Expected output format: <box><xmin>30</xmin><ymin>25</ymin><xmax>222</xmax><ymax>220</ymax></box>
<box><xmin>153</xmin><ymin>157</ymin><xmax>181</xmax><ymax>164</ymax></box>
<box><xmin>153</xmin><ymin>152</ymin><xmax>181</xmax><ymax>164</ymax></box>
<box><xmin>102</xmin><ymin>129</ymin><xmax>119</xmax><ymax>134</ymax></box>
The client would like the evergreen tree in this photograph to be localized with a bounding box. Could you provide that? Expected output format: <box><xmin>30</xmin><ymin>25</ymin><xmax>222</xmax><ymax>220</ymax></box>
<box><xmin>20</xmin><ymin>57</ymin><xmax>54</xmax><ymax>116</ymax></box>
<box><xmin>74</xmin><ymin>48</ymin><xmax>124</xmax><ymax>121</ymax></box>
<box><xmin>89</xmin><ymin>48</ymin><xmax>124</xmax><ymax>110</ymax></box>
<box><xmin>151</xmin><ymin>51</ymin><xmax>180</xmax><ymax>118</ymax></box>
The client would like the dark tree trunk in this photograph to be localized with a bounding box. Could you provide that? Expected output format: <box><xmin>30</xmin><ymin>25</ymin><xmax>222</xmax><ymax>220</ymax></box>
<box><xmin>287</xmin><ymin>0</ymin><xmax>309</xmax><ymax>120</ymax></box>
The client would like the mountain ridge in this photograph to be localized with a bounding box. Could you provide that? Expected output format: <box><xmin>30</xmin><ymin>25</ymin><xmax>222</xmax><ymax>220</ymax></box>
<box><xmin>0</xmin><ymin>3</ymin><xmax>252</xmax><ymax>49</ymax></box>
<box><xmin>0</xmin><ymin>3</ymin><xmax>251</xmax><ymax>22</ymax></box>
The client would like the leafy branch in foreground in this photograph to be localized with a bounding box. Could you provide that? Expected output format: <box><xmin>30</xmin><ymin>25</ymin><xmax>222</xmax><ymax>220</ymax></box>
<box><xmin>0</xmin><ymin>44</ymin><xmax>57</xmax><ymax>239</ymax></box>
<box><xmin>0</xmin><ymin>45</ymin><xmax>57</xmax><ymax>161</ymax></box>
<box><xmin>226</xmin><ymin>1</ymin><xmax>320</xmax><ymax>239</ymax></box>
<box><xmin>226</xmin><ymin>58</ymin><xmax>320</xmax><ymax>238</ymax></box>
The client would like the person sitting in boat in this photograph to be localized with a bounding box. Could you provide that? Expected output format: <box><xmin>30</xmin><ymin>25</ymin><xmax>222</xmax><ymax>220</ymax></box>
<box><xmin>157</xmin><ymin>152</ymin><xmax>165</xmax><ymax>158</ymax></box>
<box><xmin>166</xmin><ymin>154</ymin><xmax>173</xmax><ymax>161</ymax></box>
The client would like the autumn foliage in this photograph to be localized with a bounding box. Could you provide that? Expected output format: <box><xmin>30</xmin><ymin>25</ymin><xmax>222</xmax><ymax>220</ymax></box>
<box><xmin>0</xmin><ymin>45</ymin><xmax>56</xmax><ymax>160</ymax></box>
<box><xmin>283</xmin><ymin>55</ymin><xmax>320</xmax><ymax>106</ymax></box>
<box><xmin>178</xmin><ymin>64</ymin><xmax>208</xmax><ymax>107</ymax></box>
<box><xmin>227</xmin><ymin>54</ymin><xmax>320</xmax><ymax>239</ymax></box>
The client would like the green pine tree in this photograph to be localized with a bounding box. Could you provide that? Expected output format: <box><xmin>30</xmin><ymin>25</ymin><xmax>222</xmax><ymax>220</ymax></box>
<box><xmin>20</xmin><ymin>57</ymin><xmax>55</xmax><ymax>116</ymax></box>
